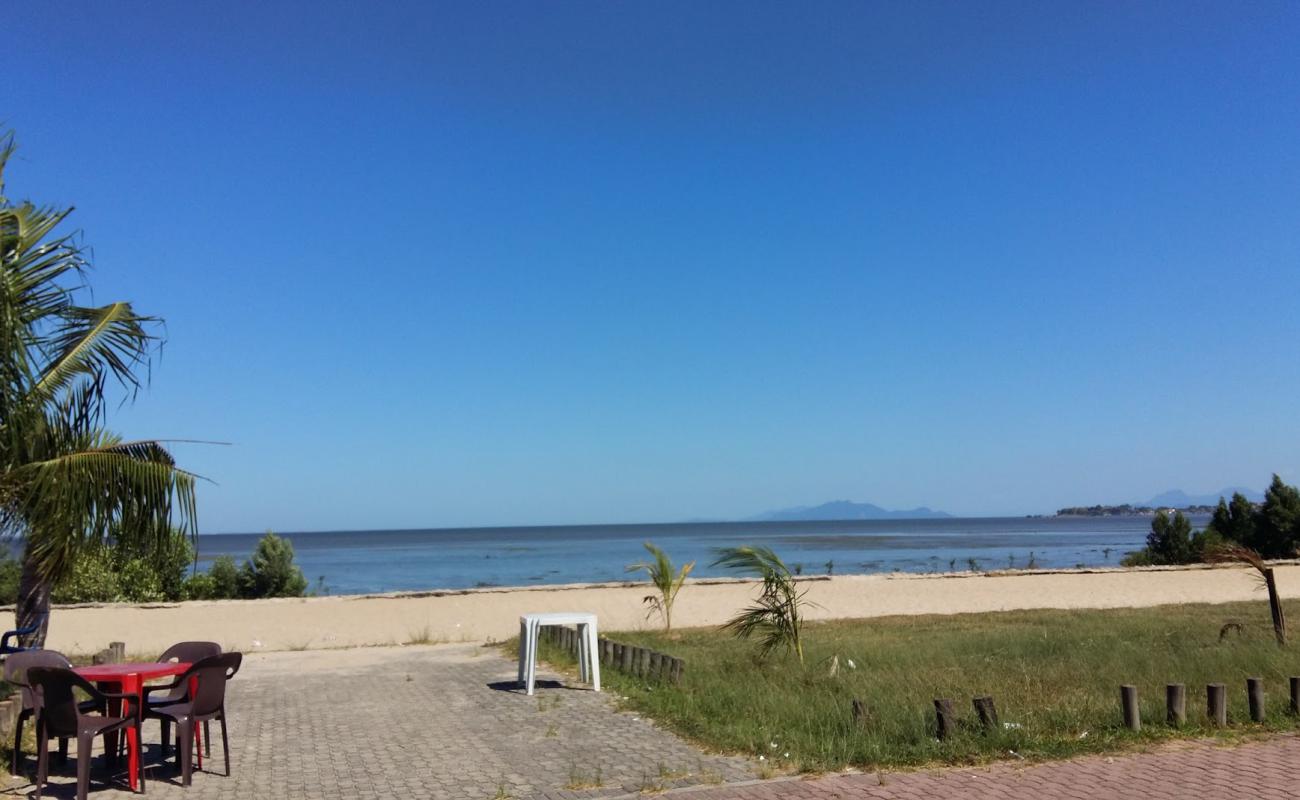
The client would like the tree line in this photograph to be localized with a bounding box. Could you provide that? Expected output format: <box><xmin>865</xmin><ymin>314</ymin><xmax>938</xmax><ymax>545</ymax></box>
<box><xmin>1124</xmin><ymin>475</ymin><xmax>1300</xmax><ymax>566</ymax></box>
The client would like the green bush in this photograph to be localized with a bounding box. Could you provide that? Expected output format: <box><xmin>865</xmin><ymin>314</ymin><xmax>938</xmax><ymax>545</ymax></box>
<box><xmin>183</xmin><ymin>533</ymin><xmax>308</xmax><ymax>601</ymax></box>
<box><xmin>209</xmin><ymin>555</ymin><xmax>241</xmax><ymax>598</ymax></box>
<box><xmin>52</xmin><ymin>547</ymin><xmax>122</xmax><ymax>603</ymax></box>
<box><xmin>238</xmin><ymin>532</ymin><xmax>307</xmax><ymax>598</ymax></box>
<box><xmin>116</xmin><ymin>558</ymin><xmax>166</xmax><ymax>603</ymax></box>
<box><xmin>181</xmin><ymin>571</ymin><xmax>219</xmax><ymax>600</ymax></box>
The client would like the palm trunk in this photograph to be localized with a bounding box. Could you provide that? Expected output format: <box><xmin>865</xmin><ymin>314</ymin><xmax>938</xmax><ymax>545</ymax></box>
<box><xmin>16</xmin><ymin>551</ymin><xmax>52</xmax><ymax>649</ymax></box>
<box><xmin>1264</xmin><ymin>567</ymin><xmax>1287</xmax><ymax>646</ymax></box>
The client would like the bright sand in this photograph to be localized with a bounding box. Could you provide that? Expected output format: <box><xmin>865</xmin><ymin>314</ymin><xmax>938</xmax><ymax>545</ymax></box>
<box><xmin>39</xmin><ymin>563</ymin><xmax>1300</xmax><ymax>656</ymax></box>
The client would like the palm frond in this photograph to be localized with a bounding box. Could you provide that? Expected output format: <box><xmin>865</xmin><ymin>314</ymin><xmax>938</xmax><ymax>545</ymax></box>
<box><xmin>6</xmin><ymin>442</ymin><xmax>199</xmax><ymax>580</ymax></box>
<box><xmin>32</xmin><ymin>302</ymin><xmax>157</xmax><ymax>406</ymax></box>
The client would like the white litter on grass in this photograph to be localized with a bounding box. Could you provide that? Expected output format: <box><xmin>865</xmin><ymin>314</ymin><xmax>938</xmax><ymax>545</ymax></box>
<box><xmin>758</xmin><ymin>756</ymin><xmax>766</xmax><ymax>762</ymax></box>
<box><xmin>846</xmin><ymin>659</ymin><xmax>857</xmax><ymax>669</ymax></box>
<box><xmin>252</xmin><ymin>640</ymin><xmax>262</xmax><ymax>648</ymax></box>
<box><xmin>1008</xmin><ymin>750</ymin><xmax>1024</xmax><ymax>760</ymax></box>
<box><xmin>1078</xmin><ymin>730</ymin><xmax>1090</xmax><ymax>739</ymax></box>
<box><xmin>1002</xmin><ymin>722</ymin><xmax>1022</xmax><ymax>730</ymax></box>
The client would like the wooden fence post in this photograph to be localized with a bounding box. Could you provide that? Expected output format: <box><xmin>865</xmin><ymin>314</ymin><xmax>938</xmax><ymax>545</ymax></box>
<box><xmin>648</xmin><ymin>652</ymin><xmax>662</xmax><ymax>680</ymax></box>
<box><xmin>1120</xmin><ymin>685</ymin><xmax>1140</xmax><ymax>732</ymax></box>
<box><xmin>1166</xmin><ymin>684</ymin><xmax>1186</xmax><ymax>726</ymax></box>
<box><xmin>620</xmin><ymin>643</ymin><xmax>634</xmax><ymax>673</ymax></box>
<box><xmin>669</xmin><ymin>657</ymin><xmax>683</xmax><ymax>685</ymax></box>
<box><xmin>109</xmin><ymin>642</ymin><xmax>126</xmax><ymax>663</ymax></box>
<box><xmin>1290</xmin><ymin>676</ymin><xmax>1300</xmax><ymax>715</ymax></box>
<box><xmin>637</xmin><ymin>648</ymin><xmax>650</xmax><ymax>677</ymax></box>
<box><xmin>972</xmin><ymin>696</ymin><xmax>998</xmax><ymax>732</ymax></box>
<box><xmin>1248</xmin><ymin>678</ymin><xmax>1265</xmax><ymax>723</ymax></box>
<box><xmin>1207</xmin><ymin>683</ymin><xmax>1227</xmax><ymax>726</ymax></box>
<box><xmin>934</xmin><ymin>698</ymin><xmax>956</xmax><ymax>739</ymax></box>
<box><xmin>852</xmin><ymin>699</ymin><xmax>870</xmax><ymax>728</ymax></box>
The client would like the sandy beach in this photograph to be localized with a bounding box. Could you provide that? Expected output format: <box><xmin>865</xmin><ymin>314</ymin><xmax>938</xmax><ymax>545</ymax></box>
<box><xmin>25</xmin><ymin>562</ymin><xmax>1296</xmax><ymax>656</ymax></box>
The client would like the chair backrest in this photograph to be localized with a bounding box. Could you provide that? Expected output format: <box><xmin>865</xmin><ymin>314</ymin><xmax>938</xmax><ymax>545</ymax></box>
<box><xmin>3</xmin><ymin>650</ymin><xmax>73</xmax><ymax>710</ymax></box>
<box><xmin>158</xmin><ymin>641</ymin><xmax>222</xmax><ymax>664</ymax></box>
<box><xmin>186</xmin><ymin>652</ymin><xmax>242</xmax><ymax>716</ymax></box>
<box><xmin>25</xmin><ymin>667</ymin><xmax>103</xmax><ymax>738</ymax></box>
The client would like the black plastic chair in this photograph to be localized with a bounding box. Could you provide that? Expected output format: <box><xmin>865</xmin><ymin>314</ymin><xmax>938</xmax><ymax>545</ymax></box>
<box><xmin>0</xmin><ymin>611</ymin><xmax>47</xmax><ymax>656</ymax></box>
<box><xmin>143</xmin><ymin>652</ymin><xmax>241</xmax><ymax>786</ymax></box>
<box><xmin>147</xmin><ymin>642</ymin><xmax>222</xmax><ymax>757</ymax></box>
<box><xmin>2</xmin><ymin>650</ymin><xmax>100</xmax><ymax>776</ymax></box>
<box><xmin>26</xmin><ymin>666</ymin><xmax>143</xmax><ymax>800</ymax></box>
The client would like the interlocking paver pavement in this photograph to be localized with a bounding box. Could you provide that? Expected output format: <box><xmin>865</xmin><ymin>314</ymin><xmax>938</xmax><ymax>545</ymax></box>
<box><xmin>6</xmin><ymin>644</ymin><xmax>1299</xmax><ymax>800</ymax></box>
<box><xmin>642</xmin><ymin>735</ymin><xmax>1300</xmax><ymax>800</ymax></box>
<box><xmin>2</xmin><ymin>643</ymin><xmax>753</xmax><ymax>800</ymax></box>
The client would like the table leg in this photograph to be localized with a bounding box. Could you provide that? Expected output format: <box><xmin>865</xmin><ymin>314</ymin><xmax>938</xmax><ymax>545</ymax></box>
<box><xmin>125</xmin><ymin>675</ymin><xmax>141</xmax><ymax>792</ymax></box>
<box><xmin>517</xmin><ymin>620</ymin><xmax>527</xmax><ymax>686</ymax></box>
<box><xmin>587</xmin><ymin>620</ymin><xmax>601</xmax><ymax>692</ymax></box>
<box><xmin>577</xmin><ymin>625</ymin><xmax>588</xmax><ymax>683</ymax></box>
<box><xmin>525</xmin><ymin>619</ymin><xmax>540</xmax><ymax>695</ymax></box>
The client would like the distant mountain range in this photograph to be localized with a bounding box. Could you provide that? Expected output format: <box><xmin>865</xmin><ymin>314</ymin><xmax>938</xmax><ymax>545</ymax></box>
<box><xmin>755</xmin><ymin>500</ymin><xmax>952</xmax><ymax>521</ymax></box>
<box><xmin>1139</xmin><ymin>487</ymin><xmax>1264</xmax><ymax>507</ymax></box>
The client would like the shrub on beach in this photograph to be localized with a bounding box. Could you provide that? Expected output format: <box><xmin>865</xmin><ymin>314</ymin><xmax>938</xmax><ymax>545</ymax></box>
<box><xmin>238</xmin><ymin>532</ymin><xmax>308</xmax><ymax>598</ymax></box>
<box><xmin>183</xmin><ymin>533</ymin><xmax>307</xmax><ymax>600</ymax></box>
<box><xmin>47</xmin><ymin>537</ymin><xmax>195</xmax><ymax>604</ymax></box>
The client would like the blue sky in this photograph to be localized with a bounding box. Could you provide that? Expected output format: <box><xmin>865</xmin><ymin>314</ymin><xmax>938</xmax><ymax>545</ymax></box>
<box><xmin>5</xmin><ymin>1</ymin><xmax>1299</xmax><ymax>531</ymax></box>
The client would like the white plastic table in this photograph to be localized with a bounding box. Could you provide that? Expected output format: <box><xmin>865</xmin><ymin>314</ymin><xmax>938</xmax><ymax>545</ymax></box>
<box><xmin>517</xmin><ymin>612</ymin><xmax>600</xmax><ymax>695</ymax></box>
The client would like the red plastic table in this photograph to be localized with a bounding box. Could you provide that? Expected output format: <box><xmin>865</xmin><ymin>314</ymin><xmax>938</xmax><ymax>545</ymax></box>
<box><xmin>74</xmin><ymin>661</ymin><xmax>191</xmax><ymax>791</ymax></box>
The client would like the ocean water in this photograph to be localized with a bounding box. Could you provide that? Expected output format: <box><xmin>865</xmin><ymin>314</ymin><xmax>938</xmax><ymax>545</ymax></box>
<box><xmin>195</xmin><ymin>516</ymin><xmax>1194</xmax><ymax>596</ymax></box>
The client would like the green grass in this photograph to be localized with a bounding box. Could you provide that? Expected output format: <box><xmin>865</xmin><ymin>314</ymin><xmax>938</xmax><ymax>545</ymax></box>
<box><xmin>529</xmin><ymin>601</ymin><xmax>1300</xmax><ymax>773</ymax></box>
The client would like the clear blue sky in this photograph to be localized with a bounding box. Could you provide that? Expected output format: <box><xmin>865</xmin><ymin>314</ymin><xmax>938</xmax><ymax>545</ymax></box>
<box><xmin>6</xmin><ymin>1</ymin><xmax>1299</xmax><ymax>531</ymax></box>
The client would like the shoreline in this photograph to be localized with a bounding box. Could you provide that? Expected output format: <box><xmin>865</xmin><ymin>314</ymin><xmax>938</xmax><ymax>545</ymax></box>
<box><xmin>23</xmin><ymin>562</ymin><xmax>1300</xmax><ymax>656</ymax></box>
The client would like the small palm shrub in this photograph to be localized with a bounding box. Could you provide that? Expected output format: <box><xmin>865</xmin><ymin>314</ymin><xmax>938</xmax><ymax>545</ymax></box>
<box><xmin>626</xmin><ymin>542</ymin><xmax>693</xmax><ymax>633</ymax></box>
<box><xmin>712</xmin><ymin>545</ymin><xmax>812</xmax><ymax>664</ymax></box>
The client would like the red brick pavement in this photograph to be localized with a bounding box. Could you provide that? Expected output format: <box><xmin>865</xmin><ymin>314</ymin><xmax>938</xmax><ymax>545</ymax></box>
<box><xmin>650</xmin><ymin>735</ymin><xmax>1300</xmax><ymax>800</ymax></box>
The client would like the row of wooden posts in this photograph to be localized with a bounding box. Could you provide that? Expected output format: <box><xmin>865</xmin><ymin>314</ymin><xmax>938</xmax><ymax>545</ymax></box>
<box><xmin>1119</xmin><ymin>677</ymin><xmax>1300</xmax><ymax>731</ymax></box>
<box><xmin>907</xmin><ymin>696</ymin><xmax>1001</xmax><ymax>739</ymax></box>
<box><xmin>911</xmin><ymin>676</ymin><xmax>1300</xmax><ymax>739</ymax></box>
<box><xmin>542</xmin><ymin>626</ymin><xmax>684</xmax><ymax>684</ymax></box>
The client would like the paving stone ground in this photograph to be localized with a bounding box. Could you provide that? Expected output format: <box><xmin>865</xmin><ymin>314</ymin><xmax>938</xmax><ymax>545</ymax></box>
<box><xmin>2</xmin><ymin>643</ymin><xmax>753</xmax><ymax>800</ymax></box>
<box><xmin>666</xmin><ymin>734</ymin><xmax>1300</xmax><ymax>800</ymax></box>
<box><xmin>4</xmin><ymin>644</ymin><xmax>1298</xmax><ymax>800</ymax></box>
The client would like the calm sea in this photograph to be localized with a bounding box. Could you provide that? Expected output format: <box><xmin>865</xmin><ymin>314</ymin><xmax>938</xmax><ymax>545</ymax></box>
<box><xmin>195</xmin><ymin>516</ymin><xmax>1194</xmax><ymax>596</ymax></box>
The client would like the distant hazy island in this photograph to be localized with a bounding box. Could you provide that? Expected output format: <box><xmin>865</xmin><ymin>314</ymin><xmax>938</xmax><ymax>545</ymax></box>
<box><xmin>755</xmin><ymin>500</ymin><xmax>952</xmax><ymax>521</ymax></box>
<box><xmin>1055</xmin><ymin>487</ymin><xmax>1264</xmax><ymax>517</ymax></box>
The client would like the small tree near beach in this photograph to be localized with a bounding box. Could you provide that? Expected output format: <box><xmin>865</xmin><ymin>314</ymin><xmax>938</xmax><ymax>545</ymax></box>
<box><xmin>626</xmin><ymin>542</ymin><xmax>693</xmax><ymax>634</ymax></box>
<box><xmin>238</xmin><ymin>532</ymin><xmax>308</xmax><ymax>598</ymax></box>
<box><xmin>712</xmin><ymin>545</ymin><xmax>811</xmax><ymax>665</ymax></box>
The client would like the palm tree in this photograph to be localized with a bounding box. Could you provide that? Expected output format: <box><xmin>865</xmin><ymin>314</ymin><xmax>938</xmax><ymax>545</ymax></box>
<box><xmin>625</xmin><ymin>542</ymin><xmax>694</xmax><ymax>634</ymax></box>
<box><xmin>0</xmin><ymin>132</ymin><xmax>197</xmax><ymax>645</ymax></box>
<box><xmin>1207</xmin><ymin>544</ymin><xmax>1287</xmax><ymax>646</ymax></box>
<box><xmin>712</xmin><ymin>545</ymin><xmax>811</xmax><ymax>664</ymax></box>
